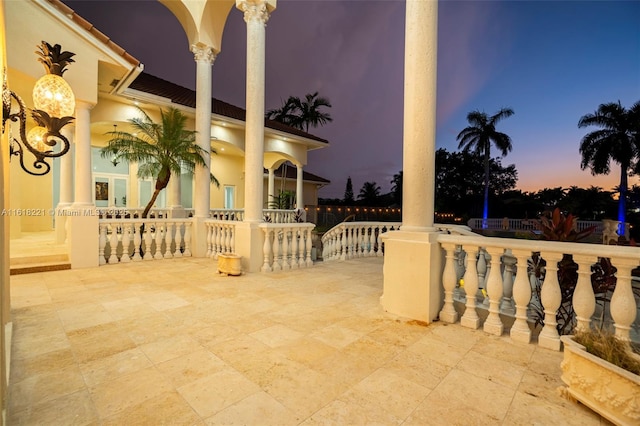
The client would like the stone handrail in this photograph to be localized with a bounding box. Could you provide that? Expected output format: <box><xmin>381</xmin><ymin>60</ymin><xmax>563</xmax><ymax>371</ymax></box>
<box><xmin>259</xmin><ymin>223</ymin><xmax>315</xmax><ymax>272</ymax></box>
<box><xmin>437</xmin><ymin>233</ymin><xmax>639</xmax><ymax>350</ymax></box>
<box><xmin>98</xmin><ymin>218</ymin><xmax>192</xmax><ymax>264</ymax></box>
<box><xmin>96</xmin><ymin>207</ymin><xmax>170</xmax><ymax>219</ymax></box>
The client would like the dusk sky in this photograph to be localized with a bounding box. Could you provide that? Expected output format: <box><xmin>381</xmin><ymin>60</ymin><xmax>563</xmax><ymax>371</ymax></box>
<box><xmin>62</xmin><ymin>0</ymin><xmax>640</xmax><ymax>199</ymax></box>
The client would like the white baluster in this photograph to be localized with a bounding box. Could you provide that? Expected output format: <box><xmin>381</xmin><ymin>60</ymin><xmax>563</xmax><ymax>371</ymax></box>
<box><xmin>477</xmin><ymin>249</ymin><xmax>488</xmax><ymax>303</ymax></box>
<box><xmin>262</xmin><ymin>228</ymin><xmax>272</xmax><ymax>272</ymax></box>
<box><xmin>501</xmin><ymin>250</ymin><xmax>516</xmax><ymax>315</ymax></box>
<box><xmin>610</xmin><ymin>259</ymin><xmax>638</xmax><ymax>341</ymax></box>
<box><xmin>154</xmin><ymin>222</ymin><xmax>164</xmax><ymax>260</ymax></box>
<box><xmin>183</xmin><ymin>222</ymin><xmax>192</xmax><ymax>256</ymax></box>
<box><xmin>461</xmin><ymin>245</ymin><xmax>481</xmax><ymax>329</ymax></box>
<box><xmin>164</xmin><ymin>222</ymin><xmax>174</xmax><ymax>258</ymax></box>
<box><xmin>98</xmin><ymin>223</ymin><xmax>107</xmax><ymax>265</ymax></box>
<box><xmin>272</xmin><ymin>229</ymin><xmax>282</xmax><ymax>271</ymax></box>
<box><xmin>143</xmin><ymin>223</ymin><xmax>153</xmax><ymax>260</ymax></box>
<box><xmin>376</xmin><ymin>226</ymin><xmax>384</xmax><ymax>257</ymax></box>
<box><xmin>108</xmin><ymin>224</ymin><xmax>119</xmax><ymax>264</ymax></box>
<box><xmin>174</xmin><ymin>222</ymin><xmax>183</xmax><ymax>258</ymax></box>
<box><xmin>305</xmin><ymin>228</ymin><xmax>313</xmax><ymax>267</ymax></box>
<box><xmin>573</xmin><ymin>254</ymin><xmax>596</xmax><ymax>333</ymax></box>
<box><xmin>229</xmin><ymin>225</ymin><xmax>236</xmax><ymax>254</ymax></box>
<box><xmin>215</xmin><ymin>224</ymin><xmax>222</xmax><ymax>258</ymax></box>
<box><xmin>368</xmin><ymin>226</ymin><xmax>375</xmax><ymax>256</ymax></box>
<box><xmin>132</xmin><ymin>222</ymin><xmax>142</xmax><ymax>261</ymax></box>
<box><xmin>538</xmin><ymin>252</ymin><xmax>562</xmax><ymax>350</ymax></box>
<box><xmin>282</xmin><ymin>228</ymin><xmax>291</xmax><ymax>270</ymax></box>
<box><xmin>206</xmin><ymin>222</ymin><xmax>212</xmax><ymax>257</ymax></box>
<box><xmin>340</xmin><ymin>226</ymin><xmax>347</xmax><ymax>261</ymax></box>
<box><xmin>439</xmin><ymin>242</ymin><xmax>459</xmax><ymax>323</ymax></box>
<box><xmin>510</xmin><ymin>250</ymin><xmax>532</xmax><ymax>343</ymax></box>
<box><xmin>291</xmin><ymin>229</ymin><xmax>299</xmax><ymax>269</ymax></box>
<box><xmin>483</xmin><ymin>247</ymin><xmax>505</xmax><ymax>336</ymax></box>
<box><xmin>120</xmin><ymin>223</ymin><xmax>131</xmax><ymax>263</ymax></box>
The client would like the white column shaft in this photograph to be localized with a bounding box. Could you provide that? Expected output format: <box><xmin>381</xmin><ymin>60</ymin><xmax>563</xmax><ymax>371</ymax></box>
<box><xmin>402</xmin><ymin>0</ymin><xmax>438</xmax><ymax>231</ymax></box>
<box><xmin>73</xmin><ymin>101</ymin><xmax>94</xmax><ymax>206</ymax></box>
<box><xmin>169</xmin><ymin>172</ymin><xmax>182</xmax><ymax>207</ymax></box>
<box><xmin>58</xmin><ymin>126</ymin><xmax>74</xmax><ymax>206</ymax></box>
<box><xmin>296</xmin><ymin>165</ymin><xmax>304</xmax><ymax>209</ymax></box>
<box><xmin>192</xmin><ymin>45</ymin><xmax>215</xmax><ymax>217</ymax></box>
<box><xmin>241</xmin><ymin>2</ymin><xmax>269</xmax><ymax>222</ymax></box>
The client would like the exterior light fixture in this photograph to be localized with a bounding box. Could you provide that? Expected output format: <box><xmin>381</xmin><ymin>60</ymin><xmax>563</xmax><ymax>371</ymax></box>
<box><xmin>2</xmin><ymin>41</ymin><xmax>76</xmax><ymax>175</ymax></box>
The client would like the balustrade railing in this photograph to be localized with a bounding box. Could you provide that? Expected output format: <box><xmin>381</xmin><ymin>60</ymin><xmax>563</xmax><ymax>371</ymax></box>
<box><xmin>205</xmin><ymin>220</ymin><xmax>237</xmax><ymax>259</ymax></box>
<box><xmin>98</xmin><ymin>219</ymin><xmax>192</xmax><ymax>264</ymax></box>
<box><xmin>259</xmin><ymin>223</ymin><xmax>315</xmax><ymax>272</ymax></box>
<box><xmin>467</xmin><ymin>217</ymin><xmax>604</xmax><ymax>234</ymax></box>
<box><xmin>321</xmin><ymin>222</ymin><xmax>475</xmax><ymax>261</ymax></box>
<box><xmin>437</xmin><ymin>234</ymin><xmax>640</xmax><ymax>350</ymax></box>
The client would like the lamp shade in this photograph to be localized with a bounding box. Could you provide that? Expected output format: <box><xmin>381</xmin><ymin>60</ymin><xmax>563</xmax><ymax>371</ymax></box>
<box><xmin>32</xmin><ymin>74</ymin><xmax>75</xmax><ymax>118</ymax></box>
<box><xmin>27</xmin><ymin>126</ymin><xmax>48</xmax><ymax>152</ymax></box>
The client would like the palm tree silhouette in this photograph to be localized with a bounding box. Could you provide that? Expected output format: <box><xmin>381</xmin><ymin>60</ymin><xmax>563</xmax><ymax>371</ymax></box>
<box><xmin>578</xmin><ymin>100</ymin><xmax>640</xmax><ymax>231</ymax></box>
<box><xmin>266</xmin><ymin>92</ymin><xmax>332</xmax><ymax>132</ymax></box>
<box><xmin>457</xmin><ymin>108</ymin><xmax>514</xmax><ymax>223</ymax></box>
<box><xmin>102</xmin><ymin>107</ymin><xmax>219</xmax><ymax>218</ymax></box>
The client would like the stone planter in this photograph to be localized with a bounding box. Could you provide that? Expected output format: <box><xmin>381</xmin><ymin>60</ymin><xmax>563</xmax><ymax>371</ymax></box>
<box><xmin>560</xmin><ymin>335</ymin><xmax>640</xmax><ymax>425</ymax></box>
<box><xmin>217</xmin><ymin>253</ymin><xmax>242</xmax><ymax>276</ymax></box>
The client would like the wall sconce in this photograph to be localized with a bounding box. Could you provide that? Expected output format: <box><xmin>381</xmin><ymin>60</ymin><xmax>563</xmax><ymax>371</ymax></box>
<box><xmin>2</xmin><ymin>41</ymin><xmax>76</xmax><ymax>175</ymax></box>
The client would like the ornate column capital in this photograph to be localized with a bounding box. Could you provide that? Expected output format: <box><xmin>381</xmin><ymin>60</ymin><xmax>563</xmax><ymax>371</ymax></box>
<box><xmin>190</xmin><ymin>44</ymin><xmax>217</xmax><ymax>64</ymax></box>
<box><xmin>238</xmin><ymin>1</ymin><xmax>271</xmax><ymax>26</ymax></box>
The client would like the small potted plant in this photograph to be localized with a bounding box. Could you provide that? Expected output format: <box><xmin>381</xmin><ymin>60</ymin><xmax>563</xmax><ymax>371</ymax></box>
<box><xmin>560</xmin><ymin>329</ymin><xmax>640</xmax><ymax>425</ymax></box>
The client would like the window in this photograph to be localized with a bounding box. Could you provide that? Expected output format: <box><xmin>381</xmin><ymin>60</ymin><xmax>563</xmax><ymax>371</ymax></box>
<box><xmin>224</xmin><ymin>186</ymin><xmax>235</xmax><ymax>209</ymax></box>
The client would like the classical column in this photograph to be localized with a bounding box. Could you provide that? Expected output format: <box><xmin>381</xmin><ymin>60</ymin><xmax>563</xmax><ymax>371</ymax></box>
<box><xmin>401</xmin><ymin>0</ymin><xmax>438</xmax><ymax>232</ymax></box>
<box><xmin>72</xmin><ymin>101</ymin><xmax>94</xmax><ymax>207</ymax></box>
<box><xmin>55</xmin><ymin>126</ymin><xmax>73</xmax><ymax>243</ymax></box>
<box><xmin>191</xmin><ymin>44</ymin><xmax>216</xmax><ymax>218</ymax></box>
<box><xmin>381</xmin><ymin>0</ymin><xmax>439</xmax><ymax>323</ymax></box>
<box><xmin>239</xmin><ymin>0</ymin><xmax>270</xmax><ymax>222</ymax></box>
<box><xmin>68</xmin><ymin>100</ymin><xmax>99</xmax><ymax>268</ymax></box>
<box><xmin>235</xmin><ymin>0</ymin><xmax>274</xmax><ymax>272</ymax></box>
<box><xmin>58</xmin><ymin>126</ymin><xmax>74</xmax><ymax>208</ymax></box>
<box><xmin>296</xmin><ymin>164</ymin><xmax>304</xmax><ymax>209</ymax></box>
<box><xmin>267</xmin><ymin>167</ymin><xmax>275</xmax><ymax>208</ymax></box>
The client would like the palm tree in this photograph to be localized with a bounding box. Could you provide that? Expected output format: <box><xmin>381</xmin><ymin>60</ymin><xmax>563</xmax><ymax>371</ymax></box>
<box><xmin>101</xmin><ymin>107</ymin><xmax>219</xmax><ymax>218</ymax></box>
<box><xmin>266</xmin><ymin>92</ymin><xmax>333</xmax><ymax>132</ymax></box>
<box><xmin>457</xmin><ymin>108</ymin><xmax>514</xmax><ymax>222</ymax></box>
<box><xmin>358</xmin><ymin>181</ymin><xmax>381</xmax><ymax>205</ymax></box>
<box><xmin>578</xmin><ymin>100</ymin><xmax>640</xmax><ymax>230</ymax></box>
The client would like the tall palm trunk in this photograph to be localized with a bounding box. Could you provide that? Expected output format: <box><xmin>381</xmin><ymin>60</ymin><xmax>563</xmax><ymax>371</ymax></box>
<box><xmin>142</xmin><ymin>168</ymin><xmax>170</xmax><ymax>218</ymax></box>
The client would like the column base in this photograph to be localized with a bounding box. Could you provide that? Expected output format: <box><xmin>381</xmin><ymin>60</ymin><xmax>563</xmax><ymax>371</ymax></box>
<box><xmin>234</xmin><ymin>222</ymin><xmax>264</xmax><ymax>273</ymax></box>
<box><xmin>190</xmin><ymin>216</ymin><xmax>208</xmax><ymax>258</ymax></box>
<box><xmin>380</xmin><ymin>230</ymin><xmax>443</xmax><ymax>324</ymax></box>
<box><xmin>67</xmin><ymin>207</ymin><xmax>99</xmax><ymax>269</ymax></box>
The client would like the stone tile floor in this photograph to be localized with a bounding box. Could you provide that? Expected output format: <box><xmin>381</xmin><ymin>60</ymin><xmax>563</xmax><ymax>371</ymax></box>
<box><xmin>7</xmin><ymin>257</ymin><xmax>610</xmax><ymax>425</ymax></box>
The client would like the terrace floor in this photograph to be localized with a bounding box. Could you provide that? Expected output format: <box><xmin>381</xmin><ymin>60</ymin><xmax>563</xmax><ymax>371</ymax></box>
<box><xmin>7</xmin><ymin>255</ymin><xmax>610</xmax><ymax>425</ymax></box>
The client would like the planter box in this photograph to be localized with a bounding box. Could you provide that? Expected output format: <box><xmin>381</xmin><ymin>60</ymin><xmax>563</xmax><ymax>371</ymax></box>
<box><xmin>560</xmin><ymin>335</ymin><xmax>640</xmax><ymax>425</ymax></box>
<box><xmin>217</xmin><ymin>253</ymin><xmax>242</xmax><ymax>276</ymax></box>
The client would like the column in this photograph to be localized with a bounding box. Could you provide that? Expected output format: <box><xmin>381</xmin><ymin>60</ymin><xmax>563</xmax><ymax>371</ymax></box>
<box><xmin>72</xmin><ymin>101</ymin><xmax>94</xmax><ymax>207</ymax></box>
<box><xmin>191</xmin><ymin>44</ymin><xmax>215</xmax><ymax>217</ymax></box>
<box><xmin>168</xmin><ymin>170</ymin><xmax>184</xmax><ymax>218</ymax></box>
<box><xmin>401</xmin><ymin>0</ymin><xmax>438</xmax><ymax>232</ymax></box>
<box><xmin>55</xmin><ymin>126</ymin><xmax>74</xmax><ymax>243</ymax></box>
<box><xmin>381</xmin><ymin>0</ymin><xmax>439</xmax><ymax>323</ymax></box>
<box><xmin>267</xmin><ymin>167</ymin><xmax>275</xmax><ymax>209</ymax></box>
<box><xmin>296</xmin><ymin>164</ymin><xmax>303</xmax><ymax>209</ymax></box>
<box><xmin>68</xmin><ymin>101</ymin><xmax>99</xmax><ymax>268</ymax></box>
<box><xmin>239</xmin><ymin>0</ymin><xmax>270</xmax><ymax>222</ymax></box>
<box><xmin>235</xmin><ymin>0</ymin><xmax>274</xmax><ymax>272</ymax></box>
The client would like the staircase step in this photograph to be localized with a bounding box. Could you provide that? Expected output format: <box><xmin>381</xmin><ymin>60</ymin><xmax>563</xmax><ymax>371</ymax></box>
<box><xmin>10</xmin><ymin>261</ymin><xmax>71</xmax><ymax>275</ymax></box>
<box><xmin>10</xmin><ymin>253</ymin><xmax>69</xmax><ymax>266</ymax></box>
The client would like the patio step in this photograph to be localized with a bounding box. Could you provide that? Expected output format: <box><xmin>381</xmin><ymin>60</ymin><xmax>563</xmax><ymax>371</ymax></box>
<box><xmin>10</xmin><ymin>254</ymin><xmax>71</xmax><ymax>275</ymax></box>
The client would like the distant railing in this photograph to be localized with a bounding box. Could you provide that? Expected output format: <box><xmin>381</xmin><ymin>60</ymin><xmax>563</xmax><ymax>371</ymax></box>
<box><xmin>321</xmin><ymin>222</ymin><xmax>476</xmax><ymax>261</ymax></box>
<box><xmin>467</xmin><ymin>217</ymin><xmax>604</xmax><ymax>234</ymax></box>
<box><xmin>96</xmin><ymin>207</ymin><xmax>170</xmax><ymax>219</ymax></box>
<box><xmin>98</xmin><ymin>218</ymin><xmax>192</xmax><ymax>264</ymax></box>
